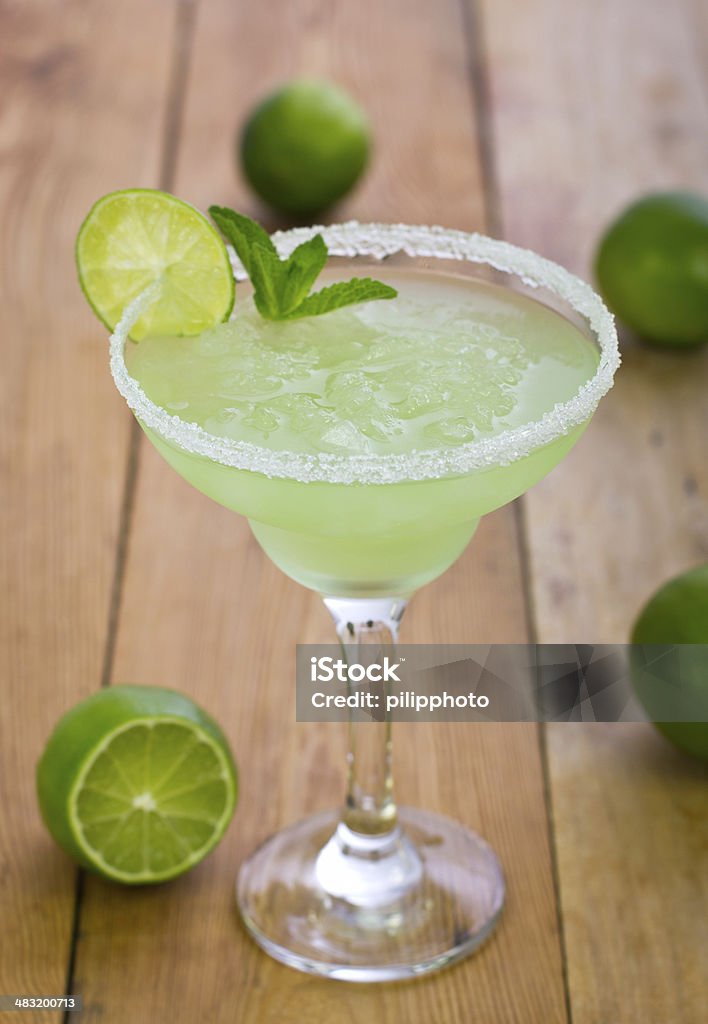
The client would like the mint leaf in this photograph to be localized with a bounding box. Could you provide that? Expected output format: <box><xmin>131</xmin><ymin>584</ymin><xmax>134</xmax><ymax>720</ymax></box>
<box><xmin>208</xmin><ymin>207</ymin><xmax>397</xmax><ymax>321</ymax></box>
<box><xmin>250</xmin><ymin>244</ymin><xmax>285</xmax><ymax>319</ymax></box>
<box><xmin>278</xmin><ymin>235</ymin><xmax>328</xmax><ymax>314</ymax></box>
<box><xmin>208</xmin><ymin>206</ymin><xmax>278</xmax><ymax>275</ymax></box>
<box><xmin>284</xmin><ymin>278</ymin><xmax>397</xmax><ymax>319</ymax></box>
<box><xmin>209</xmin><ymin>207</ymin><xmax>285</xmax><ymax>312</ymax></box>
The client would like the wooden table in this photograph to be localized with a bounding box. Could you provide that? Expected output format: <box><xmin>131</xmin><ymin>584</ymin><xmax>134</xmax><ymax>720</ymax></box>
<box><xmin>2</xmin><ymin>1</ymin><xmax>707</xmax><ymax>1021</ymax></box>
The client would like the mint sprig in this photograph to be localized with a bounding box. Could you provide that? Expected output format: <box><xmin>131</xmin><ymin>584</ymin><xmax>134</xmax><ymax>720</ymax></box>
<box><xmin>209</xmin><ymin>206</ymin><xmax>397</xmax><ymax>320</ymax></box>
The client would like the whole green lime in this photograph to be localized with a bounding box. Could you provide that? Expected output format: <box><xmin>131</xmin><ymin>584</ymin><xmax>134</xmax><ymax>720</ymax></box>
<box><xmin>595</xmin><ymin>192</ymin><xmax>708</xmax><ymax>347</ymax></box>
<box><xmin>630</xmin><ymin>565</ymin><xmax>708</xmax><ymax>760</ymax></box>
<box><xmin>240</xmin><ymin>79</ymin><xmax>370</xmax><ymax>217</ymax></box>
<box><xmin>37</xmin><ymin>685</ymin><xmax>238</xmax><ymax>883</ymax></box>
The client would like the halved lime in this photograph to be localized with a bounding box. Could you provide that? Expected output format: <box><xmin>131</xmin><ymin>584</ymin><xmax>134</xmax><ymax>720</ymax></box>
<box><xmin>37</xmin><ymin>685</ymin><xmax>238</xmax><ymax>883</ymax></box>
<box><xmin>76</xmin><ymin>189</ymin><xmax>235</xmax><ymax>341</ymax></box>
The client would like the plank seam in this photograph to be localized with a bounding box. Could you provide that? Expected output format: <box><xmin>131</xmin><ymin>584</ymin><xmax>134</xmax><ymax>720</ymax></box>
<box><xmin>98</xmin><ymin>423</ymin><xmax>142</xmax><ymax>691</ymax></box>
<box><xmin>457</xmin><ymin>0</ymin><xmax>502</xmax><ymax>236</ymax></box>
<box><xmin>62</xmin><ymin>3</ymin><xmax>198</xmax><ymax>1017</ymax></box>
<box><xmin>459</xmin><ymin>2</ymin><xmax>574</xmax><ymax>1021</ymax></box>
<box><xmin>159</xmin><ymin>0</ymin><xmax>198</xmax><ymax>194</ymax></box>
<box><xmin>61</xmin><ymin>871</ymin><xmax>84</xmax><ymax>1024</ymax></box>
<box><xmin>538</xmin><ymin>722</ymin><xmax>575</xmax><ymax>1024</ymax></box>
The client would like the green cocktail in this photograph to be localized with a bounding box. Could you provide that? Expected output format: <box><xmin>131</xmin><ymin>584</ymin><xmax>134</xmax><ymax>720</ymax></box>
<box><xmin>126</xmin><ymin>268</ymin><xmax>598</xmax><ymax>596</ymax></box>
<box><xmin>106</xmin><ymin>218</ymin><xmax>619</xmax><ymax>982</ymax></box>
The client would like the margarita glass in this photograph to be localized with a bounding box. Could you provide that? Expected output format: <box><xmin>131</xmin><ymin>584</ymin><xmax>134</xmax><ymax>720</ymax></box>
<box><xmin>110</xmin><ymin>224</ymin><xmax>619</xmax><ymax>981</ymax></box>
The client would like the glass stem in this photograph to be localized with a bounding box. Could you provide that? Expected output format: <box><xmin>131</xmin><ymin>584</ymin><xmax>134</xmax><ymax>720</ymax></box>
<box><xmin>317</xmin><ymin>596</ymin><xmax>421</xmax><ymax>907</ymax></box>
<box><xmin>323</xmin><ymin>596</ymin><xmax>407</xmax><ymax>836</ymax></box>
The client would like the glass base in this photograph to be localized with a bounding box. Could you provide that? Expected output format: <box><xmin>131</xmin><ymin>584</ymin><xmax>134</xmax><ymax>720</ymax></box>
<box><xmin>237</xmin><ymin>806</ymin><xmax>505</xmax><ymax>982</ymax></box>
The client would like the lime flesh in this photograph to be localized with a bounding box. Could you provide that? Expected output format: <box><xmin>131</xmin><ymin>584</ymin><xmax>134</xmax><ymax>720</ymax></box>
<box><xmin>37</xmin><ymin>685</ymin><xmax>238</xmax><ymax>883</ymax></box>
<box><xmin>76</xmin><ymin>189</ymin><xmax>235</xmax><ymax>341</ymax></box>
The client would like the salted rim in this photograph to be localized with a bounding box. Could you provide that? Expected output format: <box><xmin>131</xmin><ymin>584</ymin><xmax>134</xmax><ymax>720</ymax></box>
<box><xmin>109</xmin><ymin>222</ymin><xmax>620</xmax><ymax>485</ymax></box>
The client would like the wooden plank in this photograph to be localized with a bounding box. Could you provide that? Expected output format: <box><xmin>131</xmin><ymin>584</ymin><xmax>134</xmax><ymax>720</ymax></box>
<box><xmin>477</xmin><ymin>0</ymin><xmax>708</xmax><ymax>1019</ymax></box>
<box><xmin>0</xmin><ymin>0</ymin><xmax>177</xmax><ymax>1019</ymax></box>
<box><xmin>70</xmin><ymin>0</ymin><xmax>568</xmax><ymax>1021</ymax></box>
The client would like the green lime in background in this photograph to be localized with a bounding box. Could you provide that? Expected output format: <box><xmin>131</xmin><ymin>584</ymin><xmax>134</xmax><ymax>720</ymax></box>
<box><xmin>595</xmin><ymin>192</ymin><xmax>708</xmax><ymax>348</ymax></box>
<box><xmin>37</xmin><ymin>685</ymin><xmax>238</xmax><ymax>883</ymax></box>
<box><xmin>240</xmin><ymin>79</ymin><xmax>371</xmax><ymax>217</ymax></box>
<box><xmin>630</xmin><ymin>565</ymin><xmax>708</xmax><ymax>761</ymax></box>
